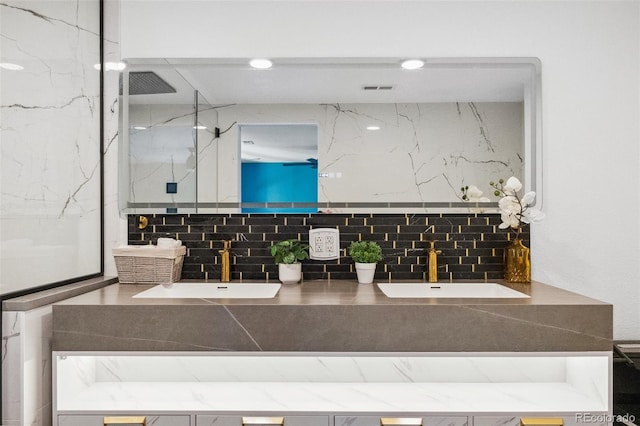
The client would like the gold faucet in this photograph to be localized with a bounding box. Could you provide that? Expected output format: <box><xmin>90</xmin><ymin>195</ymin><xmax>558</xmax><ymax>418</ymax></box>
<box><xmin>219</xmin><ymin>240</ymin><xmax>231</xmax><ymax>282</ymax></box>
<box><xmin>427</xmin><ymin>241</ymin><xmax>442</xmax><ymax>283</ymax></box>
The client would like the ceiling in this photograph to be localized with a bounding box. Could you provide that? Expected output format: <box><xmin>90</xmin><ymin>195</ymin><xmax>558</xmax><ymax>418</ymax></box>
<box><xmin>125</xmin><ymin>58</ymin><xmax>537</xmax><ymax>105</ymax></box>
<box><xmin>240</xmin><ymin>124</ymin><xmax>318</xmax><ymax>163</ymax></box>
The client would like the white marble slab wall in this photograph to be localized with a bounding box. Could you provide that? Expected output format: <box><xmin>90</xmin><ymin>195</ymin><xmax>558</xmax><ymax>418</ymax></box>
<box><xmin>2</xmin><ymin>311</ymin><xmax>22</xmax><ymax>426</ymax></box>
<box><xmin>53</xmin><ymin>354</ymin><xmax>610</xmax><ymax>416</ymax></box>
<box><xmin>60</xmin><ymin>354</ymin><xmax>569</xmax><ymax>384</ymax></box>
<box><xmin>0</xmin><ymin>0</ymin><xmax>102</xmax><ymax>293</ymax></box>
<box><xmin>54</xmin><ymin>355</ymin><xmax>97</xmax><ymax>410</ymax></box>
<box><xmin>213</xmin><ymin>102</ymin><xmax>523</xmax><ymax>207</ymax></box>
<box><xmin>197</xmin><ymin>105</ymin><xmax>222</xmax><ymax>208</ymax></box>
<box><xmin>2</xmin><ymin>306</ymin><xmax>53</xmax><ymax>426</ymax></box>
<box><xmin>565</xmin><ymin>356</ymin><xmax>610</xmax><ymax>411</ymax></box>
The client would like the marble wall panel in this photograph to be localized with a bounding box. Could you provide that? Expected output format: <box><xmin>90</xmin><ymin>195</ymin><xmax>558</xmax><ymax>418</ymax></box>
<box><xmin>215</xmin><ymin>102</ymin><xmax>523</xmax><ymax>205</ymax></box>
<box><xmin>81</xmin><ymin>354</ymin><xmax>567</xmax><ymax>383</ymax></box>
<box><xmin>2</xmin><ymin>306</ymin><xmax>53</xmax><ymax>426</ymax></box>
<box><xmin>0</xmin><ymin>0</ymin><xmax>102</xmax><ymax>293</ymax></box>
<box><xmin>2</xmin><ymin>311</ymin><xmax>22</xmax><ymax>426</ymax></box>
<box><xmin>23</xmin><ymin>305</ymin><xmax>53</xmax><ymax>426</ymax></box>
<box><xmin>1</xmin><ymin>0</ymin><xmax>101</xmax><ymax>424</ymax></box>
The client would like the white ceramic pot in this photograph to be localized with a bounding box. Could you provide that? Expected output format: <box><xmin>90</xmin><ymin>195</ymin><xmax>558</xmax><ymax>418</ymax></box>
<box><xmin>278</xmin><ymin>263</ymin><xmax>302</xmax><ymax>284</ymax></box>
<box><xmin>355</xmin><ymin>262</ymin><xmax>377</xmax><ymax>284</ymax></box>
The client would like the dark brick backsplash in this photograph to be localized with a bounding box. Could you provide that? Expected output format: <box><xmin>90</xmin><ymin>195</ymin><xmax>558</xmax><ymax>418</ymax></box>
<box><xmin>127</xmin><ymin>213</ymin><xmax>530</xmax><ymax>282</ymax></box>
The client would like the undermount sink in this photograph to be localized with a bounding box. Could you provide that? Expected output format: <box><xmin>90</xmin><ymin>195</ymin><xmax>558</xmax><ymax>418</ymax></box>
<box><xmin>376</xmin><ymin>282</ymin><xmax>530</xmax><ymax>299</ymax></box>
<box><xmin>133</xmin><ymin>282</ymin><xmax>282</xmax><ymax>299</ymax></box>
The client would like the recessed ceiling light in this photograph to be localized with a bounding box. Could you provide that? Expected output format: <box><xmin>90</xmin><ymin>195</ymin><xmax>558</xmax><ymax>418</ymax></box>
<box><xmin>193</xmin><ymin>125</ymin><xmax>207</xmax><ymax>130</ymax></box>
<box><xmin>366</xmin><ymin>125</ymin><xmax>381</xmax><ymax>131</ymax></box>
<box><xmin>133</xmin><ymin>126</ymin><xmax>147</xmax><ymax>130</ymax></box>
<box><xmin>94</xmin><ymin>62</ymin><xmax>127</xmax><ymax>71</ymax></box>
<box><xmin>0</xmin><ymin>63</ymin><xmax>24</xmax><ymax>71</ymax></box>
<box><xmin>249</xmin><ymin>58</ymin><xmax>273</xmax><ymax>69</ymax></box>
<box><xmin>109</xmin><ymin>62</ymin><xmax>126</xmax><ymax>71</ymax></box>
<box><xmin>401</xmin><ymin>59</ymin><xmax>424</xmax><ymax>70</ymax></box>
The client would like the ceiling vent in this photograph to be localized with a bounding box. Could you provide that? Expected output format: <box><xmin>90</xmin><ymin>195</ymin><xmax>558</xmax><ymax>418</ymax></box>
<box><xmin>120</xmin><ymin>71</ymin><xmax>177</xmax><ymax>95</ymax></box>
<box><xmin>363</xmin><ymin>85</ymin><xmax>394</xmax><ymax>91</ymax></box>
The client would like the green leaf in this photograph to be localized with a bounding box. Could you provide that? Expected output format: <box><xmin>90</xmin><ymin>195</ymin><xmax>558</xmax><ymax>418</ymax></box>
<box><xmin>348</xmin><ymin>240</ymin><xmax>382</xmax><ymax>263</ymax></box>
<box><xmin>270</xmin><ymin>238</ymin><xmax>309</xmax><ymax>264</ymax></box>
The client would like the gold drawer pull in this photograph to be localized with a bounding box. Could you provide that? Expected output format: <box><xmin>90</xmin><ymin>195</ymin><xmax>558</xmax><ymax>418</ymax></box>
<box><xmin>380</xmin><ymin>418</ymin><xmax>423</xmax><ymax>426</ymax></box>
<box><xmin>520</xmin><ymin>418</ymin><xmax>563</xmax><ymax>426</ymax></box>
<box><xmin>104</xmin><ymin>417</ymin><xmax>146</xmax><ymax>426</ymax></box>
<box><xmin>242</xmin><ymin>417</ymin><xmax>285</xmax><ymax>425</ymax></box>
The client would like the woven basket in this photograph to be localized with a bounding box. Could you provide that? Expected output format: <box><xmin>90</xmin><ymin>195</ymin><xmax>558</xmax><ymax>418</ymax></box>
<box><xmin>113</xmin><ymin>246</ymin><xmax>186</xmax><ymax>284</ymax></box>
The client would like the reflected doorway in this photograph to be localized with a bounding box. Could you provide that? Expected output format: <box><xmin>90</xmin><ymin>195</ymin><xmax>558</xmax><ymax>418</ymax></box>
<box><xmin>240</xmin><ymin>124</ymin><xmax>318</xmax><ymax>213</ymax></box>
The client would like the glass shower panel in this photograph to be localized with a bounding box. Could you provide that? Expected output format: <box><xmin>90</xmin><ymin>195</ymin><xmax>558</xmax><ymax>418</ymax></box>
<box><xmin>127</xmin><ymin>104</ymin><xmax>197</xmax><ymax>213</ymax></box>
<box><xmin>121</xmin><ymin>64</ymin><xmax>199</xmax><ymax>214</ymax></box>
<box><xmin>0</xmin><ymin>0</ymin><xmax>102</xmax><ymax>295</ymax></box>
<box><xmin>194</xmin><ymin>92</ymin><xmax>221</xmax><ymax>213</ymax></box>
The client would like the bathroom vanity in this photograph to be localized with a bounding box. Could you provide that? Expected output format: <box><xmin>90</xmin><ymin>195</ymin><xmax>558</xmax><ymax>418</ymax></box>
<box><xmin>52</xmin><ymin>280</ymin><xmax>612</xmax><ymax>426</ymax></box>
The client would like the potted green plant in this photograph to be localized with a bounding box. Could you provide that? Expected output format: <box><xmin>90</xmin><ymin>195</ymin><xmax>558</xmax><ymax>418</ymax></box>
<box><xmin>348</xmin><ymin>240</ymin><xmax>383</xmax><ymax>284</ymax></box>
<box><xmin>270</xmin><ymin>239</ymin><xmax>310</xmax><ymax>284</ymax></box>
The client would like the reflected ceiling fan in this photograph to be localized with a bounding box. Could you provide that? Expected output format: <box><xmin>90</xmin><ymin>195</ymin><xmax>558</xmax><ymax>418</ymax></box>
<box><xmin>282</xmin><ymin>158</ymin><xmax>317</xmax><ymax>169</ymax></box>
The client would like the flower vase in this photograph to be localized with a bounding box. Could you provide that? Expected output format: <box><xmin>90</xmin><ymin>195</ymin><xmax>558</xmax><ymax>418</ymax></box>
<box><xmin>504</xmin><ymin>238</ymin><xmax>531</xmax><ymax>283</ymax></box>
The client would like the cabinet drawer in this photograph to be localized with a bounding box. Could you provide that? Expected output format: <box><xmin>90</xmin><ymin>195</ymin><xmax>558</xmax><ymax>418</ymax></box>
<box><xmin>196</xmin><ymin>416</ymin><xmax>328</xmax><ymax>426</ymax></box>
<box><xmin>58</xmin><ymin>415</ymin><xmax>190</xmax><ymax>426</ymax></box>
<box><xmin>473</xmin><ymin>416</ymin><xmax>608</xmax><ymax>426</ymax></box>
<box><xmin>335</xmin><ymin>416</ymin><xmax>468</xmax><ymax>426</ymax></box>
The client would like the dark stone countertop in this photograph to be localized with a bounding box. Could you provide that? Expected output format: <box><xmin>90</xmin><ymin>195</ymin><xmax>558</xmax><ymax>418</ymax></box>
<box><xmin>2</xmin><ymin>276</ymin><xmax>118</xmax><ymax>311</ymax></box>
<box><xmin>52</xmin><ymin>279</ymin><xmax>612</xmax><ymax>353</ymax></box>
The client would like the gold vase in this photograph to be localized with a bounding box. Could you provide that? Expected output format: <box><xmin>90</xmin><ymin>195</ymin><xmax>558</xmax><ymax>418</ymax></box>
<box><xmin>504</xmin><ymin>238</ymin><xmax>531</xmax><ymax>283</ymax></box>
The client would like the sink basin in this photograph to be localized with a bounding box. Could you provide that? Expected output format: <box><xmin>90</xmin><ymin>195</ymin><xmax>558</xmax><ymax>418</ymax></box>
<box><xmin>133</xmin><ymin>282</ymin><xmax>282</xmax><ymax>299</ymax></box>
<box><xmin>376</xmin><ymin>282</ymin><xmax>530</xmax><ymax>298</ymax></box>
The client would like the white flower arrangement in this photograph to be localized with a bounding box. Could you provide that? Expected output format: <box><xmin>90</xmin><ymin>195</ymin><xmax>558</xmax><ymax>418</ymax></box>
<box><xmin>491</xmin><ymin>176</ymin><xmax>544</xmax><ymax>233</ymax></box>
<box><xmin>460</xmin><ymin>185</ymin><xmax>490</xmax><ymax>203</ymax></box>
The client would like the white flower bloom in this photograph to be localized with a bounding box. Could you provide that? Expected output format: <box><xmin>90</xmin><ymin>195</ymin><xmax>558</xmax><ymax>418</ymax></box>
<box><xmin>467</xmin><ymin>185</ymin><xmax>483</xmax><ymax>198</ymax></box>
<box><xmin>499</xmin><ymin>212</ymin><xmax>520</xmax><ymax>229</ymax></box>
<box><xmin>522</xmin><ymin>208</ymin><xmax>545</xmax><ymax>223</ymax></box>
<box><xmin>466</xmin><ymin>185</ymin><xmax>491</xmax><ymax>203</ymax></box>
<box><xmin>499</xmin><ymin>195</ymin><xmax>522</xmax><ymax>214</ymax></box>
<box><xmin>502</xmin><ymin>176</ymin><xmax>523</xmax><ymax>195</ymax></box>
<box><xmin>495</xmin><ymin>176</ymin><xmax>544</xmax><ymax>230</ymax></box>
<box><xmin>521</xmin><ymin>191</ymin><xmax>536</xmax><ymax>206</ymax></box>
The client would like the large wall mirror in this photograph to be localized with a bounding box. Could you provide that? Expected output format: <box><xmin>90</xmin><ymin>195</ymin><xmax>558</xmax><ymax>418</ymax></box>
<box><xmin>119</xmin><ymin>57</ymin><xmax>541</xmax><ymax>214</ymax></box>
